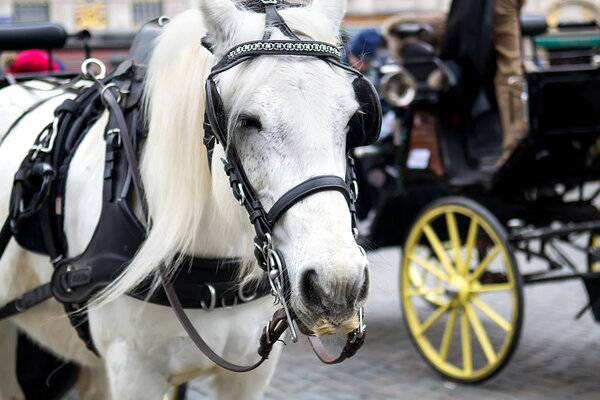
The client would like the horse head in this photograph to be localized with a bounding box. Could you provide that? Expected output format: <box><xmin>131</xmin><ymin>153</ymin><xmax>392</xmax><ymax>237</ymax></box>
<box><xmin>201</xmin><ymin>0</ymin><xmax>371</xmax><ymax>336</ymax></box>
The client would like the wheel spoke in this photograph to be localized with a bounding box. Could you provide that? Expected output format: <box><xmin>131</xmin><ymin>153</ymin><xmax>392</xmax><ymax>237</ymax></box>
<box><xmin>461</xmin><ymin>309</ymin><xmax>472</xmax><ymax>374</ymax></box>
<box><xmin>463</xmin><ymin>218</ymin><xmax>479</xmax><ymax>277</ymax></box>
<box><xmin>469</xmin><ymin>245</ymin><xmax>501</xmax><ymax>283</ymax></box>
<box><xmin>471</xmin><ymin>283</ymin><xmax>512</xmax><ymax>294</ymax></box>
<box><xmin>423</xmin><ymin>224</ymin><xmax>457</xmax><ymax>277</ymax></box>
<box><xmin>408</xmin><ymin>254</ymin><xmax>450</xmax><ymax>282</ymax></box>
<box><xmin>419</xmin><ymin>302</ymin><xmax>452</xmax><ymax>335</ymax></box>
<box><xmin>406</xmin><ymin>288</ymin><xmax>446</xmax><ymax>297</ymax></box>
<box><xmin>440</xmin><ymin>307</ymin><xmax>458</xmax><ymax>361</ymax></box>
<box><xmin>472</xmin><ymin>297</ymin><xmax>511</xmax><ymax>332</ymax></box>
<box><xmin>465</xmin><ymin>303</ymin><xmax>497</xmax><ymax>364</ymax></box>
<box><xmin>446</xmin><ymin>212</ymin><xmax>463</xmax><ymax>273</ymax></box>
<box><xmin>409</xmin><ymin>266</ymin><xmax>425</xmax><ymax>288</ymax></box>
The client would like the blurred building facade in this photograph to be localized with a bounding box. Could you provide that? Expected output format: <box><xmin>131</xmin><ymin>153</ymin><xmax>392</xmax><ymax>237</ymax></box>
<box><xmin>0</xmin><ymin>0</ymin><xmax>597</xmax><ymax>32</ymax></box>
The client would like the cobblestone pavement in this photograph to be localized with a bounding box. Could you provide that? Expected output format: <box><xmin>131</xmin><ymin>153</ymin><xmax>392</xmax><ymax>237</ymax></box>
<box><xmin>185</xmin><ymin>247</ymin><xmax>600</xmax><ymax>400</ymax></box>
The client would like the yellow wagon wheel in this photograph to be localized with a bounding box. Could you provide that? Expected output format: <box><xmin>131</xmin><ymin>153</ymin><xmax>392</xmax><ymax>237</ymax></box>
<box><xmin>401</xmin><ymin>197</ymin><xmax>523</xmax><ymax>383</ymax></box>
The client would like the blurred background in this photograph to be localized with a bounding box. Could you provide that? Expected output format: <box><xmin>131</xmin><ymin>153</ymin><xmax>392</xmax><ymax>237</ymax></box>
<box><xmin>0</xmin><ymin>0</ymin><xmax>598</xmax><ymax>72</ymax></box>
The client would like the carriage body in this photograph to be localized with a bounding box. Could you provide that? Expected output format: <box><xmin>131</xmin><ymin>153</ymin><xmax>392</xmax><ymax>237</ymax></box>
<box><xmin>359</xmin><ymin>14</ymin><xmax>600</xmax><ymax>383</ymax></box>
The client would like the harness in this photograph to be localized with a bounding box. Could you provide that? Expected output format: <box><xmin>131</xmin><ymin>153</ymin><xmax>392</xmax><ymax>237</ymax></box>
<box><xmin>0</xmin><ymin>0</ymin><xmax>381</xmax><ymax>371</ymax></box>
<box><xmin>0</xmin><ymin>19</ymin><xmax>271</xmax><ymax>355</ymax></box>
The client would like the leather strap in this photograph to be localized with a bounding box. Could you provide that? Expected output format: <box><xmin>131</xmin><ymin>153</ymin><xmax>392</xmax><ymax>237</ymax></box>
<box><xmin>0</xmin><ymin>283</ymin><xmax>52</xmax><ymax>320</ymax></box>
<box><xmin>266</xmin><ymin>175</ymin><xmax>352</xmax><ymax>227</ymax></box>
<box><xmin>159</xmin><ymin>266</ymin><xmax>288</xmax><ymax>372</ymax></box>
<box><xmin>0</xmin><ymin>219</ymin><xmax>10</xmax><ymax>260</ymax></box>
<box><xmin>263</xmin><ymin>4</ymin><xmax>301</xmax><ymax>41</ymax></box>
<box><xmin>97</xmin><ymin>81</ymin><xmax>149</xmax><ymax>226</ymax></box>
<box><xmin>210</xmin><ymin>40</ymin><xmax>341</xmax><ymax>75</ymax></box>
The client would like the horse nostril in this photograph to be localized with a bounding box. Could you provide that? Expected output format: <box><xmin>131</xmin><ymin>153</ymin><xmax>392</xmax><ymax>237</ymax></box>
<box><xmin>357</xmin><ymin>267</ymin><xmax>370</xmax><ymax>304</ymax></box>
<box><xmin>300</xmin><ymin>269</ymin><xmax>324</xmax><ymax>309</ymax></box>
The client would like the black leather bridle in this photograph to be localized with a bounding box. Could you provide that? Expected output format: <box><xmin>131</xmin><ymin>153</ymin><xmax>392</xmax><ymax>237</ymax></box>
<box><xmin>201</xmin><ymin>0</ymin><xmax>381</xmax><ymax>345</ymax></box>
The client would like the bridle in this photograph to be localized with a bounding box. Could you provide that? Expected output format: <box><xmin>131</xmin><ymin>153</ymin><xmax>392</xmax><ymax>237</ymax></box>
<box><xmin>167</xmin><ymin>0</ymin><xmax>381</xmax><ymax>370</ymax></box>
<box><xmin>0</xmin><ymin>4</ymin><xmax>380</xmax><ymax>373</ymax></box>
<box><xmin>0</xmin><ymin>5</ymin><xmax>381</xmax><ymax>373</ymax></box>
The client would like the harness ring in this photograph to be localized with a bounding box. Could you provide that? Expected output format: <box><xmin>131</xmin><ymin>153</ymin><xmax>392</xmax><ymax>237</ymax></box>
<box><xmin>200</xmin><ymin>284</ymin><xmax>216</xmax><ymax>312</ymax></box>
<box><xmin>81</xmin><ymin>58</ymin><xmax>106</xmax><ymax>80</ymax></box>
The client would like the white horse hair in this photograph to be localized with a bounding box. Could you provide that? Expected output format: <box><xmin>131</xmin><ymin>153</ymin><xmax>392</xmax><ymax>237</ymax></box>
<box><xmin>0</xmin><ymin>0</ymin><xmax>369</xmax><ymax>398</ymax></box>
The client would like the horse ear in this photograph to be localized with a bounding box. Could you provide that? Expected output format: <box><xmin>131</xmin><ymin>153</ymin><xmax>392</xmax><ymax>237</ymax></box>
<box><xmin>311</xmin><ymin>0</ymin><xmax>347</xmax><ymax>28</ymax></box>
<box><xmin>200</xmin><ymin>0</ymin><xmax>242</xmax><ymax>52</ymax></box>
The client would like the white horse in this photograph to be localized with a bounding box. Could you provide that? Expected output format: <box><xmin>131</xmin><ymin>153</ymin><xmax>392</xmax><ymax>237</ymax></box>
<box><xmin>0</xmin><ymin>0</ymin><xmax>369</xmax><ymax>398</ymax></box>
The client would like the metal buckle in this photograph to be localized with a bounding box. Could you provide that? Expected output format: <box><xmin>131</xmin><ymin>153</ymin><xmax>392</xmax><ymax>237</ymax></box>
<box><xmin>261</xmin><ymin>0</ymin><xmax>278</xmax><ymax>4</ymax></box>
<box><xmin>236</xmin><ymin>183</ymin><xmax>246</xmax><ymax>205</ymax></box>
<box><xmin>351</xmin><ymin>179</ymin><xmax>359</xmax><ymax>200</ymax></box>
<box><xmin>106</xmin><ymin>128</ymin><xmax>121</xmax><ymax>147</ymax></box>
<box><xmin>200</xmin><ymin>284</ymin><xmax>216</xmax><ymax>311</ymax></box>
<box><xmin>349</xmin><ymin>307</ymin><xmax>366</xmax><ymax>344</ymax></box>
<box><xmin>265</xmin><ymin>320</ymin><xmax>273</xmax><ymax>344</ymax></box>
<box><xmin>101</xmin><ymin>83</ymin><xmax>123</xmax><ymax>104</ymax></box>
<box><xmin>265</xmin><ymin>243</ymin><xmax>298</xmax><ymax>343</ymax></box>
<box><xmin>31</xmin><ymin>117</ymin><xmax>60</xmax><ymax>158</ymax></box>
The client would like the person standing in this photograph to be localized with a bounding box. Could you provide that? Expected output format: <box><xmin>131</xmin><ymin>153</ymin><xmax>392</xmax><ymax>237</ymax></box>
<box><xmin>495</xmin><ymin>0</ymin><xmax>528</xmax><ymax>160</ymax></box>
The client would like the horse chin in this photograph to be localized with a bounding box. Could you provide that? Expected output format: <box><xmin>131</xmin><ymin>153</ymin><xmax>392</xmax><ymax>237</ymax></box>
<box><xmin>295</xmin><ymin>314</ymin><xmax>360</xmax><ymax>337</ymax></box>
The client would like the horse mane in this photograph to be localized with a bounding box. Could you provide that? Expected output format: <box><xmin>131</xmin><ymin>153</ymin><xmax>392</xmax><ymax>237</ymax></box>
<box><xmin>88</xmin><ymin>4</ymin><xmax>342</xmax><ymax>309</ymax></box>
<box><xmin>88</xmin><ymin>9</ymin><xmax>217</xmax><ymax>307</ymax></box>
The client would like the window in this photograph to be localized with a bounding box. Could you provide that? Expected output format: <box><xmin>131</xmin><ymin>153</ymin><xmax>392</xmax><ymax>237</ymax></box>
<box><xmin>133</xmin><ymin>1</ymin><xmax>163</xmax><ymax>26</ymax></box>
<box><xmin>13</xmin><ymin>1</ymin><xmax>49</xmax><ymax>24</ymax></box>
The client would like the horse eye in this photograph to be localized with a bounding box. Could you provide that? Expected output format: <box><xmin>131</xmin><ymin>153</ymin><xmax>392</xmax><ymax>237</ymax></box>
<box><xmin>239</xmin><ymin>115</ymin><xmax>262</xmax><ymax>131</ymax></box>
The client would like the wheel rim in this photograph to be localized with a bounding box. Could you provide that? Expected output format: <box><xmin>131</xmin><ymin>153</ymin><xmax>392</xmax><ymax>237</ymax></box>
<box><xmin>401</xmin><ymin>203</ymin><xmax>521</xmax><ymax>382</ymax></box>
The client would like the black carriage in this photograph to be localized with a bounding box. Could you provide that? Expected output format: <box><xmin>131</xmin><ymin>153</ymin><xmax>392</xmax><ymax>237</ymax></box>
<box><xmin>357</xmin><ymin>13</ymin><xmax>600</xmax><ymax>382</ymax></box>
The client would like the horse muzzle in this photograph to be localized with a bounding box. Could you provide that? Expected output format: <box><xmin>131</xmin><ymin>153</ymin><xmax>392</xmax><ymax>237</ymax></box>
<box><xmin>293</xmin><ymin>266</ymin><xmax>370</xmax><ymax>337</ymax></box>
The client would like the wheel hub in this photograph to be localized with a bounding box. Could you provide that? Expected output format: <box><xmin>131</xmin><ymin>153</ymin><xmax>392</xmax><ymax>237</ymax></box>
<box><xmin>449</xmin><ymin>275</ymin><xmax>471</xmax><ymax>305</ymax></box>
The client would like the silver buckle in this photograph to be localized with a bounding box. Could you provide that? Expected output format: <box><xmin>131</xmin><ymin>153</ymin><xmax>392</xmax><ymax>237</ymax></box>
<box><xmin>264</xmin><ymin>237</ymin><xmax>298</xmax><ymax>343</ymax></box>
<box><xmin>352</xmin><ymin>179</ymin><xmax>359</xmax><ymax>199</ymax></box>
<box><xmin>31</xmin><ymin>117</ymin><xmax>60</xmax><ymax>158</ymax></box>
<box><xmin>106</xmin><ymin>128</ymin><xmax>121</xmax><ymax>146</ymax></box>
<box><xmin>101</xmin><ymin>83</ymin><xmax>122</xmax><ymax>104</ymax></box>
<box><xmin>236</xmin><ymin>183</ymin><xmax>246</xmax><ymax>205</ymax></box>
<box><xmin>261</xmin><ymin>0</ymin><xmax>278</xmax><ymax>4</ymax></box>
<box><xmin>349</xmin><ymin>307</ymin><xmax>366</xmax><ymax>344</ymax></box>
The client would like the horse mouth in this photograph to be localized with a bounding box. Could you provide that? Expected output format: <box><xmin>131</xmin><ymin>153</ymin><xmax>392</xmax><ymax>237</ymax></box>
<box><xmin>294</xmin><ymin>312</ymin><xmax>360</xmax><ymax>337</ymax></box>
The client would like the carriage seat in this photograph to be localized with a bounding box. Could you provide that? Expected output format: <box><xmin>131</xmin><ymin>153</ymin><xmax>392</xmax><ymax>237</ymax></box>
<box><xmin>0</xmin><ymin>23</ymin><xmax>66</xmax><ymax>51</ymax></box>
<box><xmin>520</xmin><ymin>14</ymin><xmax>548</xmax><ymax>38</ymax></box>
